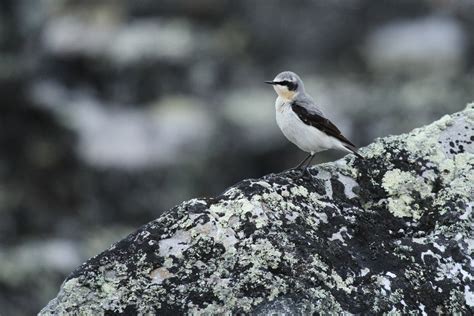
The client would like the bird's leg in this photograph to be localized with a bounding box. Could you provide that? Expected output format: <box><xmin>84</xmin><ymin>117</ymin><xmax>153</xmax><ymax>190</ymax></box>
<box><xmin>297</xmin><ymin>154</ymin><xmax>315</xmax><ymax>178</ymax></box>
<box><xmin>293</xmin><ymin>153</ymin><xmax>312</xmax><ymax>170</ymax></box>
<box><xmin>304</xmin><ymin>154</ymin><xmax>316</xmax><ymax>169</ymax></box>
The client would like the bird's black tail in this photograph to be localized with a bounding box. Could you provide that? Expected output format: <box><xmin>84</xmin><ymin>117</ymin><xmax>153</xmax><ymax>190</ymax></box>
<box><xmin>344</xmin><ymin>145</ymin><xmax>364</xmax><ymax>159</ymax></box>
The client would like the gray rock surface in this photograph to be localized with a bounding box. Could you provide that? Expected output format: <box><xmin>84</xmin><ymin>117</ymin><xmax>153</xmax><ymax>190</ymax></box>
<box><xmin>41</xmin><ymin>105</ymin><xmax>473</xmax><ymax>314</ymax></box>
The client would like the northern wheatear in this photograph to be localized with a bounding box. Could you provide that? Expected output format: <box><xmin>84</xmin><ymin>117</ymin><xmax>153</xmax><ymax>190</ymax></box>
<box><xmin>266</xmin><ymin>71</ymin><xmax>363</xmax><ymax>170</ymax></box>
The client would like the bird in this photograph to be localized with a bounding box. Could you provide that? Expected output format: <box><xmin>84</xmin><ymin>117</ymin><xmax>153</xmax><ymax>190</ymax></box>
<box><xmin>265</xmin><ymin>71</ymin><xmax>363</xmax><ymax>172</ymax></box>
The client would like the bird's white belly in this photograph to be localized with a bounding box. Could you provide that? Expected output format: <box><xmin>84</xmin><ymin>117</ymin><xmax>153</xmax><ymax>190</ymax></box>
<box><xmin>276</xmin><ymin>103</ymin><xmax>341</xmax><ymax>154</ymax></box>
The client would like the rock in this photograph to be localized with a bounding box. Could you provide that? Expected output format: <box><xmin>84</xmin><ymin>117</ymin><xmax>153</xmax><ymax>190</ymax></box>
<box><xmin>40</xmin><ymin>104</ymin><xmax>473</xmax><ymax>314</ymax></box>
<box><xmin>6</xmin><ymin>2</ymin><xmax>474</xmax><ymax>313</ymax></box>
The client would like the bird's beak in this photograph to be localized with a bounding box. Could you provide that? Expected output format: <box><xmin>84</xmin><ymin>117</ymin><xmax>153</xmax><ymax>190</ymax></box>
<box><xmin>265</xmin><ymin>81</ymin><xmax>276</xmax><ymax>85</ymax></box>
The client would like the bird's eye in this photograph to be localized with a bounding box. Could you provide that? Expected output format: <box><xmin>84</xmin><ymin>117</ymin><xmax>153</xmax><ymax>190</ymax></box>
<box><xmin>280</xmin><ymin>80</ymin><xmax>298</xmax><ymax>91</ymax></box>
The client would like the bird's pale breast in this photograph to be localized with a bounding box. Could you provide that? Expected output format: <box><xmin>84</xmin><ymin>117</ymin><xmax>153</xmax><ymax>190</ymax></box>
<box><xmin>275</xmin><ymin>99</ymin><xmax>343</xmax><ymax>154</ymax></box>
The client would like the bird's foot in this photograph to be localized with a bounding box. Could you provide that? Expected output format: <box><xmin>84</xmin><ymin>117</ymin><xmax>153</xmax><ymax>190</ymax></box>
<box><xmin>298</xmin><ymin>167</ymin><xmax>312</xmax><ymax>179</ymax></box>
<box><xmin>286</xmin><ymin>165</ymin><xmax>303</xmax><ymax>173</ymax></box>
<box><xmin>284</xmin><ymin>167</ymin><xmax>304</xmax><ymax>180</ymax></box>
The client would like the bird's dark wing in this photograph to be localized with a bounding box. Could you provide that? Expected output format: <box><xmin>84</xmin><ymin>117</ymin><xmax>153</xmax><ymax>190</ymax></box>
<box><xmin>291</xmin><ymin>101</ymin><xmax>357</xmax><ymax>149</ymax></box>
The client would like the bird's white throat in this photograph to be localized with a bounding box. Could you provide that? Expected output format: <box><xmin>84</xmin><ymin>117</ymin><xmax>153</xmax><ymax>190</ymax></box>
<box><xmin>273</xmin><ymin>85</ymin><xmax>296</xmax><ymax>101</ymax></box>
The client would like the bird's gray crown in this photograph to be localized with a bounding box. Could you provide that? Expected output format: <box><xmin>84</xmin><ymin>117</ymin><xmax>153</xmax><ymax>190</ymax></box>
<box><xmin>273</xmin><ymin>71</ymin><xmax>305</xmax><ymax>92</ymax></box>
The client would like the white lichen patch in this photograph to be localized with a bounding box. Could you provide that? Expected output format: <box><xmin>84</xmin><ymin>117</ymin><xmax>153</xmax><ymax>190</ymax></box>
<box><xmin>435</xmin><ymin>260</ymin><xmax>473</xmax><ymax>283</ymax></box>
<box><xmin>337</xmin><ymin>174</ymin><xmax>359</xmax><ymax>199</ymax></box>
<box><xmin>433</xmin><ymin>242</ymin><xmax>446</xmax><ymax>253</ymax></box>
<box><xmin>190</xmin><ymin>219</ymin><xmax>238</xmax><ymax>250</ymax></box>
<box><xmin>360</xmin><ymin>268</ymin><xmax>370</xmax><ymax>277</ymax></box>
<box><xmin>285</xmin><ymin>211</ymin><xmax>299</xmax><ymax>222</ymax></box>
<box><xmin>377</xmin><ymin>275</ymin><xmax>391</xmax><ymax>293</ymax></box>
<box><xmin>459</xmin><ymin>202</ymin><xmax>472</xmax><ymax>221</ymax></box>
<box><xmin>310</xmin><ymin>169</ymin><xmax>333</xmax><ymax>199</ymax></box>
<box><xmin>437</xmin><ymin>118</ymin><xmax>474</xmax><ymax>158</ymax></box>
<box><xmin>465</xmin><ymin>285</ymin><xmax>474</xmax><ymax>307</ymax></box>
<box><xmin>328</xmin><ymin>226</ymin><xmax>350</xmax><ymax>245</ymax></box>
<box><xmin>251</xmin><ymin>180</ymin><xmax>272</xmax><ymax>189</ymax></box>
<box><xmin>158</xmin><ymin>230</ymin><xmax>191</xmax><ymax>257</ymax></box>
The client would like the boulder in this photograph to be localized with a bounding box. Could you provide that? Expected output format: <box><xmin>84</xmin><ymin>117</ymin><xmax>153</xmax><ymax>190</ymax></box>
<box><xmin>41</xmin><ymin>105</ymin><xmax>473</xmax><ymax>315</ymax></box>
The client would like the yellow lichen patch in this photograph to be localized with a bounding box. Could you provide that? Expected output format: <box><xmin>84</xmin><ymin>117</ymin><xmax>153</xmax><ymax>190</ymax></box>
<box><xmin>364</xmin><ymin>141</ymin><xmax>387</xmax><ymax>159</ymax></box>
<box><xmin>434</xmin><ymin>153</ymin><xmax>474</xmax><ymax>211</ymax></box>
<box><xmin>441</xmin><ymin>153</ymin><xmax>473</xmax><ymax>189</ymax></box>
<box><xmin>62</xmin><ymin>278</ymin><xmax>79</xmax><ymax>291</ymax></box>
<box><xmin>382</xmin><ymin>169</ymin><xmax>433</xmax><ymax>219</ymax></box>
<box><xmin>331</xmin><ymin>270</ymin><xmax>354</xmax><ymax>294</ymax></box>
<box><xmin>248</xmin><ymin>239</ymin><xmax>282</xmax><ymax>269</ymax></box>
<box><xmin>387</xmin><ymin>197</ymin><xmax>421</xmax><ymax>219</ymax></box>
<box><xmin>209</xmin><ymin>197</ymin><xmax>256</xmax><ymax>223</ymax></box>
<box><xmin>290</xmin><ymin>185</ymin><xmax>309</xmax><ymax>197</ymax></box>
<box><xmin>404</xmin><ymin>131</ymin><xmax>442</xmax><ymax>162</ymax></box>
<box><xmin>101</xmin><ymin>282</ymin><xmax>116</xmax><ymax>294</ymax></box>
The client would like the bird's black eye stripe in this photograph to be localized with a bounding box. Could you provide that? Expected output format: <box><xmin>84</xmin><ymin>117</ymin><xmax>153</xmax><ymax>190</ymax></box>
<box><xmin>278</xmin><ymin>80</ymin><xmax>297</xmax><ymax>91</ymax></box>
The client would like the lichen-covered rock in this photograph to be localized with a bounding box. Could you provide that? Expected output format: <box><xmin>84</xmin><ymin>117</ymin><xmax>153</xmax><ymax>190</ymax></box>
<box><xmin>41</xmin><ymin>105</ymin><xmax>474</xmax><ymax>315</ymax></box>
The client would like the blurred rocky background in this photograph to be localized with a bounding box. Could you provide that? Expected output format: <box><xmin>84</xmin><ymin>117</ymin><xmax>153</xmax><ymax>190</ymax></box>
<box><xmin>1</xmin><ymin>0</ymin><xmax>473</xmax><ymax>314</ymax></box>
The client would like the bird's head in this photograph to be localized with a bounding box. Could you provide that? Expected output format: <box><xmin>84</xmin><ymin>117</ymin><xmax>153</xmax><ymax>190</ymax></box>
<box><xmin>265</xmin><ymin>71</ymin><xmax>304</xmax><ymax>101</ymax></box>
